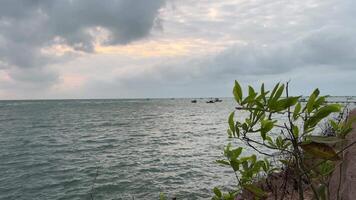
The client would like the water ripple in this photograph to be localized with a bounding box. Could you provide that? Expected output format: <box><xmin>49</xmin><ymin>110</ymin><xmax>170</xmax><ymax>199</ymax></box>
<box><xmin>3</xmin><ymin>98</ymin><xmax>351</xmax><ymax>199</ymax></box>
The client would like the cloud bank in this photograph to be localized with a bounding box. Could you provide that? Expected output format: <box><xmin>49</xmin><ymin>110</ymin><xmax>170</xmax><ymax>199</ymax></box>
<box><xmin>0</xmin><ymin>0</ymin><xmax>356</xmax><ymax>99</ymax></box>
<box><xmin>0</xmin><ymin>0</ymin><xmax>165</xmax><ymax>84</ymax></box>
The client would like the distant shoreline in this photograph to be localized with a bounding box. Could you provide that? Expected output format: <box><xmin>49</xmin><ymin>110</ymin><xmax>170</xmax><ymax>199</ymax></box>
<box><xmin>1</xmin><ymin>96</ymin><xmax>356</xmax><ymax>102</ymax></box>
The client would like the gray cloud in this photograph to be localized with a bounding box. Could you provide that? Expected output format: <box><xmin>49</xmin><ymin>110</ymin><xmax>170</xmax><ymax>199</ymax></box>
<box><xmin>204</xmin><ymin>26</ymin><xmax>356</xmax><ymax>78</ymax></box>
<box><xmin>1</xmin><ymin>0</ymin><xmax>356</xmax><ymax>99</ymax></box>
<box><xmin>104</xmin><ymin>23</ymin><xmax>356</xmax><ymax>97</ymax></box>
<box><xmin>0</xmin><ymin>0</ymin><xmax>166</xmax><ymax>71</ymax></box>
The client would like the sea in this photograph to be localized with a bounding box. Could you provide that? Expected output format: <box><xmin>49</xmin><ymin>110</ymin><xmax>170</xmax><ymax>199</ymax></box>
<box><xmin>0</xmin><ymin>97</ymin><xmax>355</xmax><ymax>200</ymax></box>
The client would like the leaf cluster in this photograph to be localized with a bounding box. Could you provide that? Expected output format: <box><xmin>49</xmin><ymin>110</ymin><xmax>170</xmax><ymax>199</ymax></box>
<box><xmin>214</xmin><ymin>81</ymin><xmax>355</xmax><ymax>200</ymax></box>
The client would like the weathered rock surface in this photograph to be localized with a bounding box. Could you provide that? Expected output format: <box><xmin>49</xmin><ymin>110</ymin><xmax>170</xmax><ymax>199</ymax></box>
<box><xmin>329</xmin><ymin>109</ymin><xmax>356</xmax><ymax>200</ymax></box>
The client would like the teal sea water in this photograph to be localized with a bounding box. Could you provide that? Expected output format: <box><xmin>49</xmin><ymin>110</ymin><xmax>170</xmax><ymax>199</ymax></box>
<box><xmin>0</xmin><ymin>98</ymin><xmax>240</xmax><ymax>200</ymax></box>
<box><xmin>1</xmin><ymin>97</ymin><xmax>355</xmax><ymax>199</ymax></box>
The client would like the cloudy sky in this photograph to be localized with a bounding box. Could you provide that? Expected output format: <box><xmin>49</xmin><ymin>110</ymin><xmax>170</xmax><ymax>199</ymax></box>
<box><xmin>0</xmin><ymin>0</ymin><xmax>355</xmax><ymax>99</ymax></box>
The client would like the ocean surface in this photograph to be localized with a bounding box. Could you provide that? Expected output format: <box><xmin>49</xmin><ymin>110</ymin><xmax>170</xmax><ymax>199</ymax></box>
<box><xmin>0</xmin><ymin>97</ymin><xmax>355</xmax><ymax>200</ymax></box>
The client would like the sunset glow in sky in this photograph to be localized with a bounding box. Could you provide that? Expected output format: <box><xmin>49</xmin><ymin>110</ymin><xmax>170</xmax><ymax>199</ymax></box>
<box><xmin>0</xmin><ymin>0</ymin><xmax>356</xmax><ymax>99</ymax></box>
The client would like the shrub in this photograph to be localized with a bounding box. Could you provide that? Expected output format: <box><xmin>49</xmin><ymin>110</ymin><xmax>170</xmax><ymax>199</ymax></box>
<box><xmin>213</xmin><ymin>81</ymin><xmax>356</xmax><ymax>200</ymax></box>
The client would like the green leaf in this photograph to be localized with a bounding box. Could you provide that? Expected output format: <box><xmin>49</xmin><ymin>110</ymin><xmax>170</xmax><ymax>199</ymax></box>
<box><xmin>216</xmin><ymin>160</ymin><xmax>230</xmax><ymax>166</ymax></box>
<box><xmin>312</xmin><ymin>88</ymin><xmax>320</xmax><ymax>97</ymax></box>
<box><xmin>315</xmin><ymin>104</ymin><xmax>341</xmax><ymax>119</ymax></box>
<box><xmin>224</xmin><ymin>145</ymin><xmax>243</xmax><ymax>161</ymax></box>
<box><xmin>260</xmin><ymin>131</ymin><xmax>266</xmax><ymax>141</ymax></box>
<box><xmin>260</xmin><ymin>120</ymin><xmax>274</xmax><ymax>140</ymax></box>
<box><xmin>305</xmin><ymin>104</ymin><xmax>341</xmax><ymax>130</ymax></box>
<box><xmin>243</xmin><ymin>184</ymin><xmax>267</xmax><ymax>198</ymax></box>
<box><xmin>242</xmin><ymin>93</ymin><xmax>256</xmax><ymax>105</ymax></box>
<box><xmin>255</xmin><ymin>93</ymin><xmax>263</xmax><ymax>102</ymax></box>
<box><xmin>314</xmin><ymin>96</ymin><xmax>326</xmax><ymax>107</ymax></box>
<box><xmin>233</xmin><ymin>81</ymin><xmax>243</xmax><ymax>103</ymax></box>
<box><xmin>318</xmin><ymin>161</ymin><xmax>335</xmax><ymax>176</ymax></box>
<box><xmin>213</xmin><ymin>187</ymin><xmax>222</xmax><ymax>197</ymax></box>
<box><xmin>230</xmin><ymin>160</ymin><xmax>240</xmax><ymax>171</ymax></box>
<box><xmin>228</xmin><ymin>112</ymin><xmax>235</xmax><ymax>135</ymax></box>
<box><xmin>340</xmin><ymin>116</ymin><xmax>356</xmax><ymax>138</ymax></box>
<box><xmin>306</xmin><ymin>89</ymin><xmax>319</xmax><ymax>113</ymax></box>
<box><xmin>269</xmin><ymin>83</ymin><xmax>280</xmax><ymax>100</ymax></box>
<box><xmin>235</xmin><ymin>124</ymin><xmax>240</xmax><ymax>137</ymax></box>
<box><xmin>260</xmin><ymin>83</ymin><xmax>267</xmax><ymax>103</ymax></box>
<box><xmin>248</xmin><ymin>86</ymin><xmax>256</xmax><ymax>97</ymax></box>
<box><xmin>293</xmin><ymin>103</ymin><xmax>301</xmax><ymax>120</ymax></box>
<box><xmin>273</xmin><ymin>96</ymin><xmax>299</xmax><ymax>111</ymax></box>
<box><xmin>227</xmin><ymin>129</ymin><xmax>232</xmax><ymax>138</ymax></box>
<box><xmin>268</xmin><ymin>83</ymin><xmax>284</xmax><ymax>108</ymax></box>
<box><xmin>306</xmin><ymin>95</ymin><xmax>316</xmax><ymax>113</ymax></box>
<box><xmin>309</xmin><ymin>136</ymin><xmax>345</xmax><ymax>145</ymax></box>
<box><xmin>292</xmin><ymin>125</ymin><xmax>299</xmax><ymax>138</ymax></box>
<box><xmin>231</xmin><ymin>147</ymin><xmax>243</xmax><ymax>160</ymax></box>
<box><xmin>300</xmin><ymin>142</ymin><xmax>340</xmax><ymax>160</ymax></box>
<box><xmin>223</xmin><ymin>143</ymin><xmax>232</xmax><ymax>157</ymax></box>
<box><xmin>250</xmin><ymin>154</ymin><xmax>257</xmax><ymax>163</ymax></box>
<box><xmin>262</xmin><ymin>159</ymin><xmax>269</xmax><ymax>172</ymax></box>
<box><xmin>340</xmin><ymin>127</ymin><xmax>352</xmax><ymax>138</ymax></box>
<box><xmin>223</xmin><ymin>193</ymin><xmax>235</xmax><ymax>200</ymax></box>
<box><xmin>329</xmin><ymin>120</ymin><xmax>339</xmax><ymax>131</ymax></box>
<box><xmin>159</xmin><ymin>192</ymin><xmax>166</xmax><ymax>200</ymax></box>
<box><xmin>252</xmin><ymin>160</ymin><xmax>265</xmax><ymax>173</ymax></box>
<box><xmin>276</xmin><ymin>136</ymin><xmax>283</xmax><ymax>148</ymax></box>
<box><xmin>273</xmin><ymin>84</ymin><xmax>285</xmax><ymax>101</ymax></box>
<box><xmin>284</xmin><ymin>96</ymin><xmax>299</xmax><ymax>107</ymax></box>
<box><xmin>266</xmin><ymin>136</ymin><xmax>275</xmax><ymax>147</ymax></box>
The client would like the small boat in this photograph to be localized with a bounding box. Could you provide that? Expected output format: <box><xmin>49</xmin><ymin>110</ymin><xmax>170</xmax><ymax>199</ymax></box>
<box><xmin>299</xmin><ymin>98</ymin><xmax>306</xmax><ymax>102</ymax></box>
<box><xmin>214</xmin><ymin>98</ymin><xmax>222</xmax><ymax>102</ymax></box>
<box><xmin>191</xmin><ymin>100</ymin><xmax>197</xmax><ymax>103</ymax></box>
<box><xmin>206</xmin><ymin>100</ymin><xmax>215</xmax><ymax>103</ymax></box>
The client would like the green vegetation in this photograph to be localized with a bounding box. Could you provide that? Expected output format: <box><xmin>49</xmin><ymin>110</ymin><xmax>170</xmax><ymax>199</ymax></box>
<box><xmin>212</xmin><ymin>81</ymin><xmax>356</xmax><ymax>200</ymax></box>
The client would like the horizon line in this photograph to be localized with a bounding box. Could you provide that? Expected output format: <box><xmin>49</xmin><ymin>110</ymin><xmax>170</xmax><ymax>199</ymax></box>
<box><xmin>1</xmin><ymin>95</ymin><xmax>356</xmax><ymax>101</ymax></box>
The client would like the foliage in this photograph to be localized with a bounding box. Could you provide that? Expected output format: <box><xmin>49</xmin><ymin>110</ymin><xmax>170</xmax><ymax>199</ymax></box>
<box><xmin>159</xmin><ymin>192</ymin><xmax>166</xmax><ymax>200</ymax></box>
<box><xmin>212</xmin><ymin>81</ymin><xmax>355</xmax><ymax>200</ymax></box>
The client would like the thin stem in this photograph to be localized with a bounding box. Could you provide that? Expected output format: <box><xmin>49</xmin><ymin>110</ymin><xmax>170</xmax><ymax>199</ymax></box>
<box><xmin>285</xmin><ymin>83</ymin><xmax>304</xmax><ymax>200</ymax></box>
<box><xmin>235</xmin><ymin>106</ymin><xmax>292</xmax><ymax>115</ymax></box>
<box><xmin>279</xmin><ymin>158</ymin><xmax>291</xmax><ymax>200</ymax></box>
<box><xmin>336</xmin><ymin>162</ymin><xmax>342</xmax><ymax>200</ymax></box>
<box><xmin>242</xmin><ymin>136</ymin><xmax>293</xmax><ymax>155</ymax></box>
<box><xmin>243</xmin><ymin>139</ymin><xmax>274</xmax><ymax>157</ymax></box>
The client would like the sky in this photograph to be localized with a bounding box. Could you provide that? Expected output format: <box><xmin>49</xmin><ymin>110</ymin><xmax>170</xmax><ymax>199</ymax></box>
<box><xmin>0</xmin><ymin>0</ymin><xmax>355</xmax><ymax>99</ymax></box>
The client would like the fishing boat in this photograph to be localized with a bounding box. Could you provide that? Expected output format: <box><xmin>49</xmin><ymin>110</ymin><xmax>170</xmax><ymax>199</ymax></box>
<box><xmin>214</xmin><ymin>98</ymin><xmax>222</xmax><ymax>102</ymax></box>
<box><xmin>206</xmin><ymin>99</ymin><xmax>214</xmax><ymax>103</ymax></box>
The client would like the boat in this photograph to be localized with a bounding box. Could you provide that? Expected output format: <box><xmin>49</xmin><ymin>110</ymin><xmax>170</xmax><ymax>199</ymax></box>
<box><xmin>299</xmin><ymin>97</ymin><xmax>306</xmax><ymax>102</ymax></box>
<box><xmin>206</xmin><ymin>100</ymin><xmax>215</xmax><ymax>103</ymax></box>
<box><xmin>214</xmin><ymin>98</ymin><xmax>222</xmax><ymax>102</ymax></box>
<box><xmin>191</xmin><ymin>100</ymin><xmax>197</xmax><ymax>103</ymax></box>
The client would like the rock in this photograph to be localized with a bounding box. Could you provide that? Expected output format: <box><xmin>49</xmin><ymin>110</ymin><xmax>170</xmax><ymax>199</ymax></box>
<box><xmin>329</xmin><ymin>109</ymin><xmax>356</xmax><ymax>200</ymax></box>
